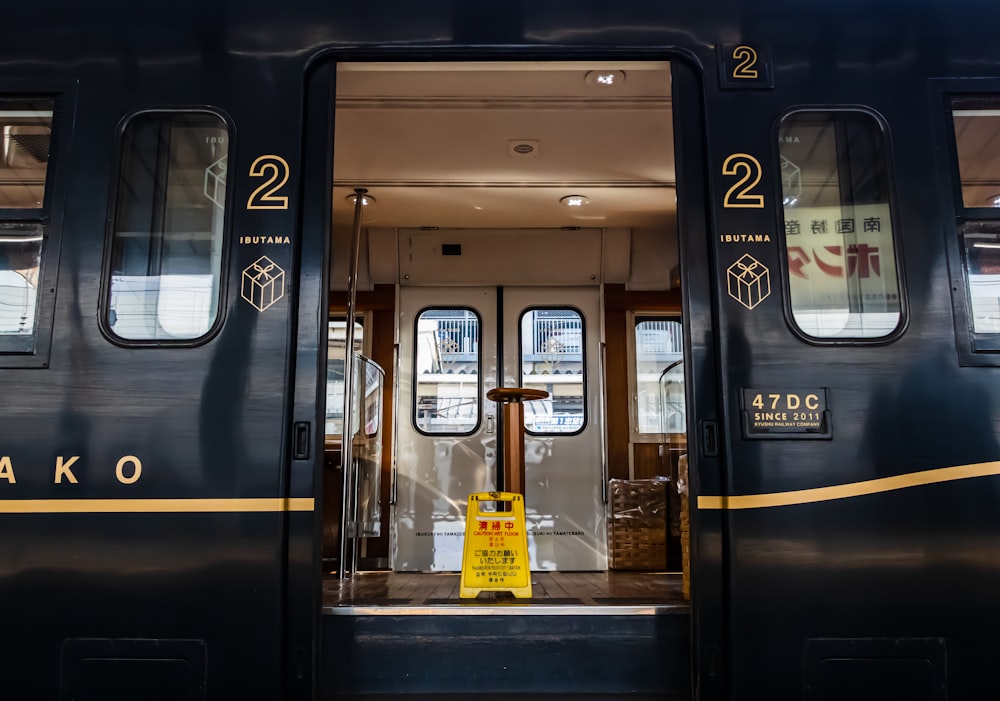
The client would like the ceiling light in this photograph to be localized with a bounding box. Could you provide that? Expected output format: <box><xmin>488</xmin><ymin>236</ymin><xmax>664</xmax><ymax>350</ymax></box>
<box><xmin>585</xmin><ymin>70</ymin><xmax>625</xmax><ymax>87</ymax></box>
<box><xmin>560</xmin><ymin>195</ymin><xmax>589</xmax><ymax>207</ymax></box>
<box><xmin>346</xmin><ymin>193</ymin><xmax>375</xmax><ymax>206</ymax></box>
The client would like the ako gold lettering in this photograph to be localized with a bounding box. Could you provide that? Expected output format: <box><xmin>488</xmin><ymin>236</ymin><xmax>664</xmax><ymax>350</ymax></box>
<box><xmin>0</xmin><ymin>454</ymin><xmax>148</xmax><ymax>487</ymax></box>
<box><xmin>116</xmin><ymin>455</ymin><xmax>142</xmax><ymax>485</ymax></box>
<box><xmin>54</xmin><ymin>456</ymin><xmax>80</xmax><ymax>484</ymax></box>
<box><xmin>0</xmin><ymin>456</ymin><xmax>15</xmax><ymax>484</ymax></box>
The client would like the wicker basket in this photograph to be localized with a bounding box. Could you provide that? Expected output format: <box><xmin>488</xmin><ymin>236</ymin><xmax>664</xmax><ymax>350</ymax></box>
<box><xmin>608</xmin><ymin>478</ymin><xmax>669</xmax><ymax>571</ymax></box>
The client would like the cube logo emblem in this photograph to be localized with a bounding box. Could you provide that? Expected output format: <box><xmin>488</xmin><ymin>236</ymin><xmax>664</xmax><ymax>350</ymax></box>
<box><xmin>241</xmin><ymin>256</ymin><xmax>286</xmax><ymax>312</ymax></box>
<box><xmin>727</xmin><ymin>254</ymin><xmax>770</xmax><ymax>310</ymax></box>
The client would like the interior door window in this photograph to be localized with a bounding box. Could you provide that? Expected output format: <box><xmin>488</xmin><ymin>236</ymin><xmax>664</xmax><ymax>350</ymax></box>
<box><xmin>413</xmin><ymin>307</ymin><xmax>481</xmax><ymax>435</ymax></box>
<box><xmin>519</xmin><ymin>307</ymin><xmax>586</xmax><ymax>435</ymax></box>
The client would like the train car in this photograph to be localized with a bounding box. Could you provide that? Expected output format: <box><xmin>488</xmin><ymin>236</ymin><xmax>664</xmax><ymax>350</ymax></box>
<box><xmin>2</xmin><ymin>1</ymin><xmax>1000</xmax><ymax>699</ymax></box>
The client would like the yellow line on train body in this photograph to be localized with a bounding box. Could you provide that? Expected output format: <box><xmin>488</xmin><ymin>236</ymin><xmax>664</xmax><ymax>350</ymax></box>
<box><xmin>697</xmin><ymin>460</ymin><xmax>1000</xmax><ymax>510</ymax></box>
<box><xmin>0</xmin><ymin>498</ymin><xmax>315</xmax><ymax>514</ymax></box>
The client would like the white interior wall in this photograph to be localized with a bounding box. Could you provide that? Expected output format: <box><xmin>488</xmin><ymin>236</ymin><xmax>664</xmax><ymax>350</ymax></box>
<box><xmin>329</xmin><ymin>224</ymin><xmax>677</xmax><ymax>290</ymax></box>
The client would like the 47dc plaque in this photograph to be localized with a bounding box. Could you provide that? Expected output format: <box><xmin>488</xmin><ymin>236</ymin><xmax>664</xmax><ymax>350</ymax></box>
<box><xmin>741</xmin><ymin>388</ymin><xmax>831</xmax><ymax>439</ymax></box>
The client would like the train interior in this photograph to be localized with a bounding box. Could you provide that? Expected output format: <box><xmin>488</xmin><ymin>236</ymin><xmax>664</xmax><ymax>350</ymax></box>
<box><xmin>322</xmin><ymin>61</ymin><xmax>688</xmax><ymax>612</ymax></box>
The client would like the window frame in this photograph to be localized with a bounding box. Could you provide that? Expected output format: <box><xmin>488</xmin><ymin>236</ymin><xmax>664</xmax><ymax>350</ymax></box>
<box><xmin>0</xmin><ymin>88</ymin><xmax>71</xmax><ymax>368</ymax></box>
<box><xmin>518</xmin><ymin>305</ymin><xmax>588</xmax><ymax>438</ymax></box>
<box><xmin>629</xmin><ymin>313</ymin><xmax>684</xmax><ymax>442</ymax></box>
<box><xmin>933</xmin><ymin>80</ymin><xmax>1000</xmax><ymax>366</ymax></box>
<box><xmin>411</xmin><ymin>305</ymin><xmax>483</xmax><ymax>437</ymax></box>
<box><xmin>773</xmin><ymin>105</ymin><xmax>908</xmax><ymax>346</ymax></box>
<box><xmin>99</xmin><ymin>107</ymin><xmax>235</xmax><ymax>348</ymax></box>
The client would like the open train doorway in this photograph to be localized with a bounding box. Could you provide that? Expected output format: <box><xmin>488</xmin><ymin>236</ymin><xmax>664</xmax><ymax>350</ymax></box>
<box><xmin>323</xmin><ymin>60</ymin><xmax>691</xmax><ymax>605</ymax></box>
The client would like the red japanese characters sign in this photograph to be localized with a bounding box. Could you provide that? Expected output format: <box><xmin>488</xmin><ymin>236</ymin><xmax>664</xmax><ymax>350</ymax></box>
<box><xmin>783</xmin><ymin>203</ymin><xmax>898</xmax><ymax>310</ymax></box>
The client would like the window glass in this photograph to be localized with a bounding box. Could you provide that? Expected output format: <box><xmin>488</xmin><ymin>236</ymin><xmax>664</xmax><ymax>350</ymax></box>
<box><xmin>326</xmin><ymin>319</ymin><xmax>364</xmax><ymax>437</ymax></box>
<box><xmin>362</xmin><ymin>357</ymin><xmax>382</xmax><ymax>438</ymax></box>
<box><xmin>0</xmin><ymin>100</ymin><xmax>52</xmax><ymax>209</ymax></box>
<box><xmin>779</xmin><ymin>111</ymin><xmax>902</xmax><ymax>339</ymax></box>
<box><xmin>414</xmin><ymin>308</ymin><xmax>480</xmax><ymax>435</ymax></box>
<box><xmin>951</xmin><ymin>98</ymin><xmax>1000</xmax><ymax>353</ymax></box>
<box><xmin>520</xmin><ymin>308</ymin><xmax>585</xmax><ymax>434</ymax></box>
<box><xmin>962</xmin><ymin>224</ymin><xmax>1000</xmax><ymax>335</ymax></box>
<box><xmin>634</xmin><ymin>318</ymin><xmax>683</xmax><ymax>434</ymax></box>
<box><xmin>107</xmin><ymin>113</ymin><xmax>228</xmax><ymax>341</ymax></box>
<box><xmin>951</xmin><ymin>102</ymin><xmax>1000</xmax><ymax>209</ymax></box>
<box><xmin>0</xmin><ymin>224</ymin><xmax>42</xmax><ymax>341</ymax></box>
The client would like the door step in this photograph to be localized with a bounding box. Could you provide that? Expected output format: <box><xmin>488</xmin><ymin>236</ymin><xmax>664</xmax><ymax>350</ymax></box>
<box><xmin>320</xmin><ymin>606</ymin><xmax>690</xmax><ymax>697</ymax></box>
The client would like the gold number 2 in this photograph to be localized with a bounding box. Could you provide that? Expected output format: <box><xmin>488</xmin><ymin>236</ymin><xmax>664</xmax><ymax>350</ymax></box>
<box><xmin>247</xmin><ymin>155</ymin><xmax>290</xmax><ymax>210</ymax></box>
<box><xmin>722</xmin><ymin>153</ymin><xmax>765</xmax><ymax>209</ymax></box>
<box><xmin>732</xmin><ymin>46</ymin><xmax>759</xmax><ymax>79</ymax></box>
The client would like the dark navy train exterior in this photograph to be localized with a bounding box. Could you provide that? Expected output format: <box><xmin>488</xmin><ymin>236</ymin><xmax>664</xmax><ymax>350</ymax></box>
<box><xmin>1</xmin><ymin>1</ymin><xmax>999</xmax><ymax>699</ymax></box>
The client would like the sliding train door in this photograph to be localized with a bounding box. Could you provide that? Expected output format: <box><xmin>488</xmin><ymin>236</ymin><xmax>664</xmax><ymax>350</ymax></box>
<box><xmin>500</xmin><ymin>287</ymin><xmax>606</xmax><ymax>570</ymax></box>
<box><xmin>393</xmin><ymin>285</ymin><xmax>606</xmax><ymax>571</ymax></box>
<box><xmin>394</xmin><ymin>286</ymin><xmax>498</xmax><ymax>571</ymax></box>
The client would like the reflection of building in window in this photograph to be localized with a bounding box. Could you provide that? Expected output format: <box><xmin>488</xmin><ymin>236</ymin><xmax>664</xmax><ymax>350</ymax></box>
<box><xmin>415</xmin><ymin>309</ymin><xmax>480</xmax><ymax>435</ymax></box>
<box><xmin>520</xmin><ymin>309</ymin><xmax>585</xmax><ymax>434</ymax></box>
<box><xmin>778</xmin><ymin>111</ymin><xmax>901</xmax><ymax>339</ymax></box>
<box><xmin>0</xmin><ymin>239</ymin><xmax>40</xmax><ymax>334</ymax></box>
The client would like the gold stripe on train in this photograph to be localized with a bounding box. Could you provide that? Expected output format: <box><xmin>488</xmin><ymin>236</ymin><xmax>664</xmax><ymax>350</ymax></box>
<box><xmin>0</xmin><ymin>497</ymin><xmax>315</xmax><ymax>514</ymax></box>
<box><xmin>697</xmin><ymin>460</ymin><xmax>1000</xmax><ymax>510</ymax></box>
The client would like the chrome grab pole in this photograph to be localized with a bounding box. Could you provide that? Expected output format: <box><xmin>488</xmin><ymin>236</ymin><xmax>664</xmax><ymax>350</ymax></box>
<box><xmin>338</xmin><ymin>188</ymin><xmax>366</xmax><ymax>579</ymax></box>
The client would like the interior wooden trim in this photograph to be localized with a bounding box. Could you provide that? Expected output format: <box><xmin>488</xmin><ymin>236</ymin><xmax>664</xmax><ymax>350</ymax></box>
<box><xmin>604</xmin><ymin>284</ymin><xmax>682</xmax><ymax>312</ymax></box>
<box><xmin>329</xmin><ymin>284</ymin><xmax>395</xmax><ymax>311</ymax></box>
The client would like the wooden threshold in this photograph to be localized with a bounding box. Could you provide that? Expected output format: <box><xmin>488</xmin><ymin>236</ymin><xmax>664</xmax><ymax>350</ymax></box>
<box><xmin>322</xmin><ymin>570</ymin><xmax>688</xmax><ymax>615</ymax></box>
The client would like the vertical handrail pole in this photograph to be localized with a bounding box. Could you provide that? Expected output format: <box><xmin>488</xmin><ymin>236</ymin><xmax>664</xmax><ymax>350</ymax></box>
<box><xmin>338</xmin><ymin>187</ymin><xmax>367</xmax><ymax>579</ymax></box>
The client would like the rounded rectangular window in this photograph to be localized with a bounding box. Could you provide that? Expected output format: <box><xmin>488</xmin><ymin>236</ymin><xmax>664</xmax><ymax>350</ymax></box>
<box><xmin>778</xmin><ymin>111</ymin><xmax>902</xmax><ymax>339</ymax></box>
<box><xmin>520</xmin><ymin>307</ymin><xmax>585</xmax><ymax>435</ymax></box>
<box><xmin>413</xmin><ymin>308</ymin><xmax>480</xmax><ymax>435</ymax></box>
<box><xmin>107</xmin><ymin>112</ymin><xmax>229</xmax><ymax>341</ymax></box>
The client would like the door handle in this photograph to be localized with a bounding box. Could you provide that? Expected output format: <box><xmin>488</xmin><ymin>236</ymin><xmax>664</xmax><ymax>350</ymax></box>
<box><xmin>700</xmin><ymin>420</ymin><xmax>719</xmax><ymax>458</ymax></box>
<box><xmin>293</xmin><ymin>421</ymin><xmax>311</xmax><ymax>460</ymax></box>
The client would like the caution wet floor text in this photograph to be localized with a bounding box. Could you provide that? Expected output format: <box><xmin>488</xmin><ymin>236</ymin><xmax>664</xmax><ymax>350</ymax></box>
<box><xmin>460</xmin><ymin>492</ymin><xmax>531</xmax><ymax>599</ymax></box>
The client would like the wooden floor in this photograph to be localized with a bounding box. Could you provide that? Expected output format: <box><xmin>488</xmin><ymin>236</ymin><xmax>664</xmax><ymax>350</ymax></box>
<box><xmin>322</xmin><ymin>570</ymin><xmax>687</xmax><ymax>610</ymax></box>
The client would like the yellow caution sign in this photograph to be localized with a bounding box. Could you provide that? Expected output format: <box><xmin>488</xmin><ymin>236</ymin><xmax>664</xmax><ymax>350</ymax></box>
<box><xmin>460</xmin><ymin>492</ymin><xmax>532</xmax><ymax>599</ymax></box>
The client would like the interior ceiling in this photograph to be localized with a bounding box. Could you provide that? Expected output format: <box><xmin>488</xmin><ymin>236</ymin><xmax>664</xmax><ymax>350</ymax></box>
<box><xmin>331</xmin><ymin>61</ymin><xmax>675</xmax><ymax>234</ymax></box>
